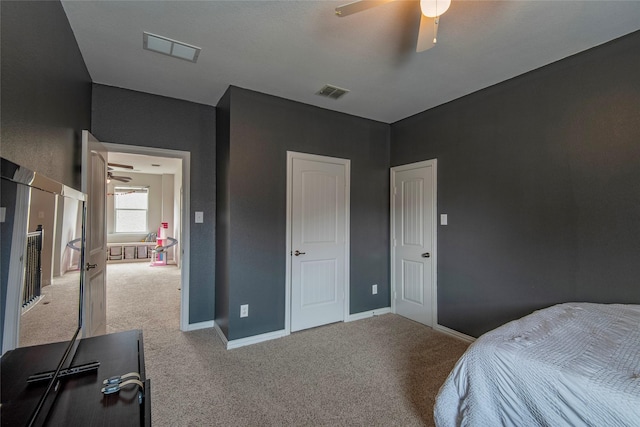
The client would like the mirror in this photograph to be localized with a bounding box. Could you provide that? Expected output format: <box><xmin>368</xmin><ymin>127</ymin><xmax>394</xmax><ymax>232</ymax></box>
<box><xmin>1</xmin><ymin>157</ymin><xmax>86</xmax><ymax>424</ymax></box>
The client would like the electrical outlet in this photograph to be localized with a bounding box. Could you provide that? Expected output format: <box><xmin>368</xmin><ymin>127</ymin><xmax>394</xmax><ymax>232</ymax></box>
<box><xmin>372</xmin><ymin>284</ymin><xmax>378</xmax><ymax>295</ymax></box>
<box><xmin>240</xmin><ymin>304</ymin><xmax>249</xmax><ymax>318</ymax></box>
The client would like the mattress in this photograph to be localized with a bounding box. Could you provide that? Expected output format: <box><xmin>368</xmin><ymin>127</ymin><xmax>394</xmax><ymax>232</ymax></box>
<box><xmin>434</xmin><ymin>303</ymin><xmax>640</xmax><ymax>426</ymax></box>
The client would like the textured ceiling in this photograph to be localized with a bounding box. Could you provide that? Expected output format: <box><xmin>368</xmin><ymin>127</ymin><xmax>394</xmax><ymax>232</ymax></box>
<box><xmin>61</xmin><ymin>1</ymin><xmax>640</xmax><ymax>123</ymax></box>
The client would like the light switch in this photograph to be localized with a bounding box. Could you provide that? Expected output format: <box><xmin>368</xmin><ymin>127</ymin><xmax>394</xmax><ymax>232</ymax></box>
<box><xmin>195</xmin><ymin>211</ymin><xmax>204</xmax><ymax>223</ymax></box>
<box><xmin>440</xmin><ymin>214</ymin><xmax>448</xmax><ymax>226</ymax></box>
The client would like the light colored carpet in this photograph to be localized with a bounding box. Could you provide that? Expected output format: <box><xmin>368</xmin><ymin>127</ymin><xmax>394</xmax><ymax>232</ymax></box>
<box><xmin>19</xmin><ymin>270</ymin><xmax>81</xmax><ymax>347</ymax></box>
<box><xmin>105</xmin><ymin>261</ymin><xmax>181</xmax><ymax>334</ymax></box>
<box><xmin>145</xmin><ymin>316</ymin><xmax>470</xmax><ymax>427</ymax></box>
<box><xmin>106</xmin><ymin>264</ymin><xmax>469</xmax><ymax>426</ymax></box>
<box><xmin>23</xmin><ymin>262</ymin><xmax>470</xmax><ymax>426</ymax></box>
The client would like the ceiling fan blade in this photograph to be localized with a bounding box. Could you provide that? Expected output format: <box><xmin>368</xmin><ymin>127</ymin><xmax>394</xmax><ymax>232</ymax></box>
<box><xmin>335</xmin><ymin>0</ymin><xmax>395</xmax><ymax>17</ymax></box>
<box><xmin>108</xmin><ymin>162</ymin><xmax>134</xmax><ymax>170</ymax></box>
<box><xmin>111</xmin><ymin>176</ymin><xmax>132</xmax><ymax>182</ymax></box>
<box><xmin>416</xmin><ymin>14</ymin><xmax>438</xmax><ymax>52</ymax></box>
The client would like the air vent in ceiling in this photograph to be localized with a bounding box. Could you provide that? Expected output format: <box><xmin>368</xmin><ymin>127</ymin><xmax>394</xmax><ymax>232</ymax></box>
<box><xmin>143</xmin><ymin>32</ymin><xmax>201</xmax><ymax>63</ymax></box>
<box><xmin>316</xmin><ymin>84</ymin><xmax>349</xmax><ymax>100</ymax></box>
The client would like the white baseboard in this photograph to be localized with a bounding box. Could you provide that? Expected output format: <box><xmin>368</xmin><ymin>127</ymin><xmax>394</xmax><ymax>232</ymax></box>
<box><xmin>211</xmin><ymin>316</ymin><xmax>474</xmax><ymax>349</ymax></box>
<box><xmin>225</xmin><ymin>328</ymin><xmax>289</xmax><ymax>350</ymax></box>
<box><xmin>183</xmin><ymin>320</ymin><xmax>214</xmax><ymax>332</ymax></box>
<box><xmin>434</xmin><ymin>324</ymin><xmax>476</xmax><ymax>343</ymax></box>
<box><xmin>213</xmin><ymin>322</ymin><xmax>289</xmax><ymax>350</ymax></box>
<box><xmin>346</xmin><ymin>307</ymin><xmax>392</xmax><ymax>322</ymax></box>
<box><xmin>213</xmin><ymin>321</ymin><xmax>229</xmax><ymax>347</ymax></box>
<box><xmin>21</xmin><ymin>295</ymin><xmax>45</xmax><ymax>315</ymax></box>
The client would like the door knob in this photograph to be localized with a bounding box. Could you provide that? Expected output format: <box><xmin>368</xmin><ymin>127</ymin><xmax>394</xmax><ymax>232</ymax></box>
<box><xmin>86</xmin><ymin>263</ymin><xmax>97</xmax><ymax>270</ymax></box>
<box><xmin>421</xmin><ymin>253</ymin><xmax>430</xmax><ymax>258</ymax></box>
<box><xmin>294</xmin><ymin>250</ymin><xmax>306</xmax><ymax>256</ymax></box>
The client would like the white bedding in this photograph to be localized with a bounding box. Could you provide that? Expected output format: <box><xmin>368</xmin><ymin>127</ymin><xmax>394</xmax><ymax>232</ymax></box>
<box><xmin>434</xmin><ymin>303</ymin><xmax>640</xmax><ymax>427</ymax></box>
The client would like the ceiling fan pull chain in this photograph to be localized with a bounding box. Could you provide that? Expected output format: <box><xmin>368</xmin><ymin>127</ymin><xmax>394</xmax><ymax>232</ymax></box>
<box><xmin>433</xmin><ymin>0</ymin><xmax>438</xmax><ymax>44</ymax></box>
<box><xmin>434</xmin><ymin>0</ymin><xmax>438</xmax><ymax>44</ymax></box>
<box><xmin>434</xmin><ymin>18</ymin><xmax>437</xmax><ymax>44</ymax></box>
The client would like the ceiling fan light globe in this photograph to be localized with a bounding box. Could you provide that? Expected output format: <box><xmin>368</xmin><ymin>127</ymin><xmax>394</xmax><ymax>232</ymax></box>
<box><xmin>420</xmin><ymin>0</ymin><xmax>451</xmax><ymax>18</ymax></box>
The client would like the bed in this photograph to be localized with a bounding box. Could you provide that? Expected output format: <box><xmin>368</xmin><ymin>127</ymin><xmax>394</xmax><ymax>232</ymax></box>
<box><xmin>434</xmin><ymin>303</ymin><xmax>640</xmax><ymax>426</ymax></box>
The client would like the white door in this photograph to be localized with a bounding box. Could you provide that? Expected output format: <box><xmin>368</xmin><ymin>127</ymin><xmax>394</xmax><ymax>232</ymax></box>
<box><xmin>81</xmin><ymin>130</ymin><xmax>107</xmax><ymax>337</ymax></box>
<box><xmin>290</xmin><ymin>154</ymin><xmax>348</xmax><ymax>332</ymax></box>
<box><xmin>391</xmin><ymin>160</ymin><xmax>436</xmax><ymax>326</ymax></box>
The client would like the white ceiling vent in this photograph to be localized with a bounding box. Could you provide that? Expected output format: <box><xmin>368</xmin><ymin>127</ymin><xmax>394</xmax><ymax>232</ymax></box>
<box><xmin>316</xmin><ymin>84</ymin><xmax>349</xmax><ymax>100</ymax></box>
<box><xmin>143</xmin><ymin>32</ymin><xmax>201</xmax><ymax>63</ymax></box>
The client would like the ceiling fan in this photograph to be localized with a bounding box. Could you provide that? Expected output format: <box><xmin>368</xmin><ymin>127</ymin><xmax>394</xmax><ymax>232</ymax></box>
<box><xmin>107</xmin><ymin>162</ymin><xmax>133</xmax><ymax>183</ymax></box>
<box><xmin>335</xmin><ymin>0</ymin><xmax>452</xmax><ymax>52</ymax></box>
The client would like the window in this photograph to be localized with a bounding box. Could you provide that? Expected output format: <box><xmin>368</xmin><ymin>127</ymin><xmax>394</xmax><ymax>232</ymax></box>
<box><xmin>114</xmin><ymin>187</ymin><xmax>148</xmax><ymax>233</ymax></box>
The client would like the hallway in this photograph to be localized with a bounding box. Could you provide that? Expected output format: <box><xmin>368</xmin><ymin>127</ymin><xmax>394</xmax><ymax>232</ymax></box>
<box><xmin>106</xmin><ymin>262</ymin><xmax>181</xmax><ymax>334</ymax></box>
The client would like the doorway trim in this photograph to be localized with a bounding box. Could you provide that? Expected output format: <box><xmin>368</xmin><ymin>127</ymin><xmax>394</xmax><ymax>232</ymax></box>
<box><xmin>285</xmin><ymin>151</ymin><xmax>351</xmax><ymax>335</ymax></box>
<box><xmin>390</xmin><ymin>159</ymin><xmax>438</xmax><ymax>328</ymax></box>
<box><xmin>1</xmin><ymin>169</ymin><xmax>34</xmax><ymax>354</ymax></box>
<box><xmin>102</xmin><ymin>142</ymin><xmax>191</xmax><ymax>332</ymax></box>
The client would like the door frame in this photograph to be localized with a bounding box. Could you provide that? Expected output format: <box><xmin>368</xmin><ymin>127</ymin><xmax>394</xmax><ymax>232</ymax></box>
<box><xmin>1</xmin><ymin>168</ymin><xmax>35</xmax><ymax>354</ymax></box>
<box><xmin>390</xmin><ymin>159</ymin><xmax>438</xmax><ymax>327</ymax></box>
<box><xmin>285</xmin><ymin>151</ymin><xmax>351</xmax><ymax>334</ymax></box>
<box><xmin>102</xmin><ymin>142</ymin><xmax>191</xmax><ymax>332</ymax></box>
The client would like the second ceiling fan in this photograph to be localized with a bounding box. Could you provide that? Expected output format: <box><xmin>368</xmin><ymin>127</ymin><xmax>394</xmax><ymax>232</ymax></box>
<box><xmin>335</xmin><ymin>0</ymin><xmax>452</xmax><ymax>52</ymax></box>
<box><xmin>107</xmin><ymin>162</ymin><xmax>133</xmax><ymax>183</ymax></box>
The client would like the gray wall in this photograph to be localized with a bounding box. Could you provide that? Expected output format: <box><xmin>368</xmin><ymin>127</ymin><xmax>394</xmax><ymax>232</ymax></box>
<box><xmin>91</xmin><ymin>84</ymin><xmax>216</xmax><ymax>324</ymax></box>
<box><xmin>1</xmin><ymin>0</ymin><xmax>91</xmax><ymax>351</ymax></box>
<box><xmin>218</xmin><ymin>87</ymin><xmax>390</xmax><ymax>340</ymax></box>
<box><xmin>391</xmin><ymin>31</ymin><xmax>640</xmax><ymax>337</ymax></box>
<box><xmin>0</xmin><ymin>0</ymin><xmax>92</xmax><ymax>191</ymax></box>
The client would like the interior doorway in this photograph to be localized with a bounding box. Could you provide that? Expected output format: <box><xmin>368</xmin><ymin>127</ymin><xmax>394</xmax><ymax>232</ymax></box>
<box><xmin>285</xmin><ymin>151</ymin><xmax>350</xmax><ymax>333</ymax></box>
<box><xmin>390</xmin><ymin>159</ymin><xmax>437</xmax><ymax>327</ymax></box>
<box><xmin>102</xmin><ymin>143</ymin><xmax>191</xmax><ymax>331</ymax></box>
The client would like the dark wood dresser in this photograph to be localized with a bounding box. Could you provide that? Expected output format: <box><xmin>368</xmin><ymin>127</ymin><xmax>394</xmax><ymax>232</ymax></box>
<box><xmin>1</xmin><ymin>330</ymin><xmax>150</xmax><ymax>426</ymax></box>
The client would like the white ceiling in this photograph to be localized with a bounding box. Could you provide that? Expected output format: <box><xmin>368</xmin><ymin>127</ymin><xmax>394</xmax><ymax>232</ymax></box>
<box><xmin>108</xmin><ymin>152</ymin><xmax>182</xmax><ymax>175</ymax></box>
<box><xmin>62</xmin><ymin>0</ymin><xmax>640</xmax><ymax>123</ymax></box>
